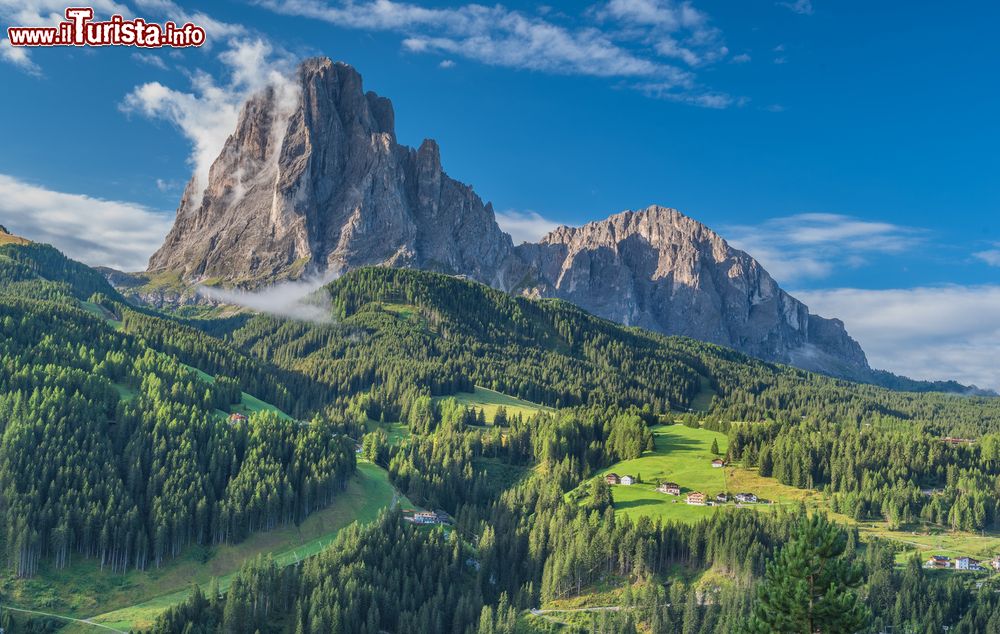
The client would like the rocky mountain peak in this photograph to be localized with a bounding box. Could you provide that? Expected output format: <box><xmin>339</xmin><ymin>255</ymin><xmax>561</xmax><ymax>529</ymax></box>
<box><xmin>146</xmin><ymin>57</ymin><xmax>871</xmax><ymax>380</ymax></box>
<box><xmin>516</xmin><ymin>205</ymin><xmax>869</xmax><ymax>377</ymax></box>
<box><xmin>147</xmin><ymin>57</ymin><xmax>514</xmax><ymax>287</ymax></box>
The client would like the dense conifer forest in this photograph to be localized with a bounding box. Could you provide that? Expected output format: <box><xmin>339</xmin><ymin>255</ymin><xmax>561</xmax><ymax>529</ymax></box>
<box><xmin>2</xmin><ymin>242</ymin><xmax>1000</xmax><ymax>632</ymax></box>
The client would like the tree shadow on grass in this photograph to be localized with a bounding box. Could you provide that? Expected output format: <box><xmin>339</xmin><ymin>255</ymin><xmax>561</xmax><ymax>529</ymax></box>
<box><xmin>615</xmin><ymin>498</ymin><xmax>661</xmax><ymax>510</ymax></box>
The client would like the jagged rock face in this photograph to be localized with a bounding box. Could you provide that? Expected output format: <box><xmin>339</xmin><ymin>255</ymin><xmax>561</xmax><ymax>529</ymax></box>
<box><xmin>148</xmin><ymin>57</ymin><xmax>871</xmax><ymax>378</ymax></box>
<box><xmin>148</xmin><ymin>58</ymin><xmax>516</xmax><ymax>287</ymax></box>
<box><xmin>515</xmin><ymin>207</ymin><xmax>870</xmax><ymax>376</ymax></box>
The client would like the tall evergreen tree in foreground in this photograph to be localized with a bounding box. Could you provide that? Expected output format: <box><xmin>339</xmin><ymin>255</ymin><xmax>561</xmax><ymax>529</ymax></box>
<box><xmin>746</xmin><ymin>514</ymin><xmax>869</xmax><ymax>634</ymax></box>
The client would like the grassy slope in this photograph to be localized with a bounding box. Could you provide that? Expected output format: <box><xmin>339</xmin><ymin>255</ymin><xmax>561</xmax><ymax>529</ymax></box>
<box><xmin>34</xmin><ymin>463</ymin><xmax>406</xmax><ymax>632</ymax></box>
<box><xmin>687</xmin><ymin>375</ymin><xmax>717</xmax><ymax>412</ymax></box>
<box><xmin>595</xmin><ymin>425</ymin><xmax>1000</xmax><ymax>564</ymax></box>
<box><xmin>181</xmin><ymin>363</ymin><xmax>295</xmax><ymax>422</ymax></box>
<box><xmin>0</xmin><ymin>231</ymin><xmax>30</xmax><ymax>246</ymax></box>
<box><xmin>445</xmin><ymin>386</ymin><xmax>552</xmax><ymax>423</ymax></box>
<box><xmin>597</xmin><ymin>425</ymin><xmax>731</xmax><ymax>523</ymax></box>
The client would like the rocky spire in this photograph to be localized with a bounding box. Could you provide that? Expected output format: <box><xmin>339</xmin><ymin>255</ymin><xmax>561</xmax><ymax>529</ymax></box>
<box><xmin>148</xmin><ymin>58</ymin><xmax>516</xmax><ymax>287</ymax></box>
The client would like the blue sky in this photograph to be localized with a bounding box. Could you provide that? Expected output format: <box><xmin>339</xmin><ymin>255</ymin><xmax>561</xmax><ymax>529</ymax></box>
<box><xmin>1</xmin><ymin>0</ymin><xmax>998</xmax><ymax>388</ymax></box>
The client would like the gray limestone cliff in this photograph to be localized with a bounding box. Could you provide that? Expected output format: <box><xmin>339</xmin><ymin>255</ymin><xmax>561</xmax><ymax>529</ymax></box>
<box><xmin>148</xmin><ymin>58</ymin><xmax>517</xmax><ymax>288</ymax></box>
<box><xmin>515</xmin><ymin>207</ymin><xmax>870</xmax><ymax>378</ymax></box>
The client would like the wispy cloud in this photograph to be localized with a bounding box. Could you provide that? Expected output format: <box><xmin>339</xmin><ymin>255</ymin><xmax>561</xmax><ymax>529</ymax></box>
<box><xmin>121</xmin><ymin>38</ymin><xmax>299</xmax><ymax>205</ymax></box>
<box><xmin>1</xmin><ymin>37</ymin><xmax>42</xmax><ymax>74</ymax></box>
<box><xmin>197</xmin><ymin>272</ymin><xmax>338</xmax><ymax>323</ymax></box>
<box><xmin>797</xmin><ymin>285</ymin><xmax>1000</xmax><ymax>390</ymax></box>
<box><xmin>0</xmin><ymin>173</ymin><xmax>172</xmax><ymax>270</ymax></box>
<box><xmin>254</xmin><ymin>0</ymin><xmax>735</xmax><ymax>107</ymax></box>
<box><xmin>725</xmin><ymin>213</ymin><xmax>924</xmax><ymax>283</ymax></box>
<box><xmin>599</xmin><ymin>0</ymin><xmax>728</xmax><ymax>67</ymax></box>
<box><xmin>495</xmin><ymin>210</ymin><xmax>561</xmax><ymax>244</ymax></box>
<box><xmin>778</xmin><ymin>0</ymin><xmax>814</xmax><ymax>15</ymax></box>
<box><xmin>974</xmin><ymin>244</ymin><xmax>1000</xmax><ymax>267</ymax></box>
<box><xmin>1</xmin><ymin>2</ymin><xmax>301</xmax><ymax>231</ymax></box>
<box><xmin>132</xmin><ymin>52</ymin><xmax>170</xmax><ymax>70</ymax></box>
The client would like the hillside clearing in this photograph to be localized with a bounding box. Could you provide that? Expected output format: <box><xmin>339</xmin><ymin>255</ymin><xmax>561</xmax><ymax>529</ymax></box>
<box><xmin>594</xmin><ymin>425</ymin><xmax>835</xmax><ymax>524</ymax></box>
<box><xmin>443</xmin><ymin>386</ymin><xmax>552</xmax><ymax>423</ymax></box>
<box><xmin>182</xmin><ymin>363</ymin><xmax>295</xmax><ymax>421</ymax></box>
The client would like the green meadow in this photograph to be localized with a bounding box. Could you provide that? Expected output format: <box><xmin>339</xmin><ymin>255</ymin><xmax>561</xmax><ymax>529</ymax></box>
<box><xmin>596</xmin><ymin>424</ymin><xmax>729</xmax><ymax>523</ymax></box>
<box><xmin>593</xmin><ymin>424</ymin><xmax>835</xmax><ymax>524</ymax></box>
<box><xmin>443</xmin><ymin>386</ymin><xmax>552</xmax><ymax>423</ymax></box>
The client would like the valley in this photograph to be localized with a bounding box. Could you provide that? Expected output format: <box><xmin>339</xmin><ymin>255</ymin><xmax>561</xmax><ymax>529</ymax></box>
<box><xmin>2</xmin><ymin>239</ymin><xmax>999</xmax><ymax>633</ymax></box>
<box><xmin>3</xmin><ymin>461</ymin><xmax>403</xmax><ymax>632</ymax></box>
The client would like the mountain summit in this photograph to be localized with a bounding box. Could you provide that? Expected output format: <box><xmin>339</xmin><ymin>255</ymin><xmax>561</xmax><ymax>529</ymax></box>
<box><xmin>149</xmin><ymin>58</ymin><xmax>518</xmax><ymax>288</ymax></box>
<box><xmin>515</xmin><ymin>206</ymin><xmax>869</xmax><ymax>378</ymax></box>
<box><xmin>147</xmin><ymin>57</ymin><xmax>871</xmax><ymax>380</ymax></box>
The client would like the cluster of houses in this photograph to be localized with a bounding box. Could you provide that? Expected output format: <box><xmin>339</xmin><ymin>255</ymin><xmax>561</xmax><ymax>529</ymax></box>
<box><xmin>666</xmin><ymin>489</ymin><xmax>759</xmax><ymax>506</ymax></box>
<box><xmin>604</xmin><ymin>473</ymin><xmax>636</xmax><ymax>486</ymax></box>
<box><xmin>404</xmin><ymin>509</ymin><xmax>452</xmax><ymax>526</ymax></box>
<box><xmin>604</xmin><ymin>467</ymin><xmax>759</xmax><ymax>507</ymax></box>
<box><xmin>646</xmin><ymin>481</ymin><xmax>758</xmax><ymax>506</ymax></box>
<box><xmin>926</xmin><ymin>555</ymin><xmax>1000</xmax><ymax>572</ymax></box>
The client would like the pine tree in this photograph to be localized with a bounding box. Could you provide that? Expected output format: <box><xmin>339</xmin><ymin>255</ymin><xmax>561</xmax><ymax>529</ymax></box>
<box><xmin>589</xmin><ymin>478</ymin><xmax>612</xmax><ymax>513</ymax></box>
<box><xmin>711</xmin><ymin>438</ymin><xmax>720</xmax><ymax>455</ymax></box>
<box><xmin>746</xmin><ymin>514</ymin><xmax>869</xmax><ymax>634</ymax></box>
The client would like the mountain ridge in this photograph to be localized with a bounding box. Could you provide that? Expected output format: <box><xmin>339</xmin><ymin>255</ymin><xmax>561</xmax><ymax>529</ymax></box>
<box><xmin>144</xmin><ymin>57</ymin><xmax>868</xmax><ymax>382</ymax></box>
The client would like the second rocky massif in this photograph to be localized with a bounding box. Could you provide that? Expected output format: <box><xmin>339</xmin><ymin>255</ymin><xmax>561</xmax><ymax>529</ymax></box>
<box><xmin>144</xmin><ymin>57</ymin><xmax>871</xmax><ymax>381</ymax></box>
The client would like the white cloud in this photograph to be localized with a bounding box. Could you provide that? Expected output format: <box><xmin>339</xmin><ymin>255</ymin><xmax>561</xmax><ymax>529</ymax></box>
<box><xmin>601</xmin><ymin>0</ymin><xmax>727</xmax><ymax>67</ymax></box>
<box><xmin>974</xmin><ymin>245</ymin><xmax>1000</xmax><ymax>267</ymax></box>
<box><xmin>197</xmin><ymin>272</ymin><xmax>338</xmax><ymax>323</ymax></box>
<box><xmin>796</xmin><ymin>285</ymin><xmax>1000</xmax><ymax>391</ymax></box>
<box><xmin>155</xmin><ymin>178</ymin><xmax>180</xmax><ymax>192</ymax></box>
<box><xmin>725</xmin><ymin>213</ymin><xmax>923</xmax><ymax>283</ymax></box>
<box><xmin>132</xmin><ymin>52</ymin><xmax>169</xmax><ymax>70</ymax></box>
<box><xmin>495</xmin><ymin>210</ymin><xmax>561</xmax><ymax>244</ymax></box>
<box><xmin>255</xmin><ymin>0</ymin><xmax>731</xmax><ymax>106</ymax></box>
<box><xmin>0</xmin><ymin>37</ymin><xmax>42</xmax><ymax>75</ymax></box>
<box><xmin>131</xmin><ymin>0</ymin><xmax>249</xmax><ymax>42</ymax></box>
<box><xmin>121</xmin><ymin>38</ymin><xmax>298</xmax><ymax>206</ymax></box>
<box><xmin>0</xmin><ymin>173</ymin><xmax>172</xmax><ymax>270</ymax></box>
<box><xmin>438</xmin><ymin>59</ymin><xmax>455</xmax><ymax>68</ymax></box>
<box><xmin>731</xmin><ymin>53</ymin><xmax>751</xmax><ymax>64</ymax></box>
<box><xmin>778</xmin><ymin>0</ymin><xmax>814</xmax><ymax>15</ymax></box>
<box><xmin>642</xmin><ymin>83</ymin><xmax>731</xmax><ymax>108</ymax></box>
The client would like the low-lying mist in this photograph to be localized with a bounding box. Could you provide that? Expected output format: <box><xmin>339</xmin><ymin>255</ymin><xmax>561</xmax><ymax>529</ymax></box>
<box><xmin>197</xmin><ymin>271</ymin><xmax>339</xmax><ymax>323</ymax></box>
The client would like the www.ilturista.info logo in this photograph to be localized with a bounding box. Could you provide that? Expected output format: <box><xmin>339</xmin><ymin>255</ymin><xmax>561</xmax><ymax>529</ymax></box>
<box><xmin>7</xmin><ymin>7</ymin><xmax>206</xmax><ymax>48</ymax></box>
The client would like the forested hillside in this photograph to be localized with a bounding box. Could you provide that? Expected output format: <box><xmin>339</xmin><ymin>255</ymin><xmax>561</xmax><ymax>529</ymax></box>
<box><xmin>0</xmin><ymin>243</ymin><xmax>356</xmax><ymax>581</ymax></box>
<box><xmin>216</xmin><ymin>267</ymin><xmax>1000</xmax><ymax>437</ymax></box>
<box><xmin>2</xmin><ymin>243</ymin><xmax>1000</xmax><ymax>633</ymax></box>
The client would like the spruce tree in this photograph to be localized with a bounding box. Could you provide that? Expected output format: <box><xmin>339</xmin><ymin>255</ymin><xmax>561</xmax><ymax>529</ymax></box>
<box><xmin>746</xmin><ymin>514</ymin><xmax>868</xmax><ymax>633</ymax></box>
